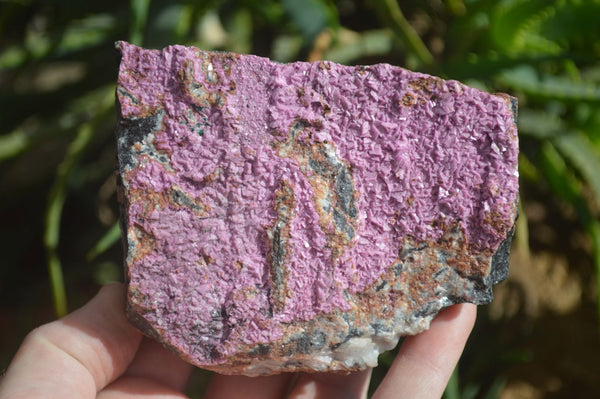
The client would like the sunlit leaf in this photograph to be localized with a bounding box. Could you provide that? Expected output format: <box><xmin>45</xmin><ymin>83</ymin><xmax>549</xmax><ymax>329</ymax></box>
<box><xmin>58</xmin><ymin>14</ymin><xmax>116</xmax><ymax>53</ymax></box>
<box><xmin>521</xmin><ymin>0</ymin><xmax>600</xmax><ymax>56</ymax></box>
<box><xmin>0</xmin><ymin>14</ymin><xmax>116</xmax><ymax>69</ymax></box>
<box><xmin>87</xmin><ymin>222</ymin><xmax>121</xmax><ymax>261</ymax></box>
<box><xmin>490</xmin><ymin>0</ymin><xmax>600</xmax><ymax>56</ymax></box>
<box><xmin>0</xmin><ymin>127</ymin><xmax>28</xmax><ymax>161</ymax></box>
<box><xmin>497</xmin><ymin>66</ymin><xmax>600</xmax><ymax>102</ymax></box>
<box><xmin>488</xmin><ymin>0</ymin><xmax>550</xmax><ymax>54</ymax></box>
<box><xmin>195</xmin><ymin>10</ymin><xmax>229</xmax><ymax>49</ymax></box>
<box><xmin>0</xmin><ymin>45</ymin><xmax>27</xmax><ymax>69</ymax></box>
<box><xmin>324</xmin><ymin>29</ymin><xmax>393</xmax><ymax>65</ymax></box>
<box><xmin>555</xmin><ymin>131</ymin><xmax>600</xmax><ymax>207</ymax></box>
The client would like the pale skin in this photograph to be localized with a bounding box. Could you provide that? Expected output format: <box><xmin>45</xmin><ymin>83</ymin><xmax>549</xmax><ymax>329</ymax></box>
<box><xmin>0</xmin><ymin>283</ymin><xmax>476</xmax><ymax>399</ymax></box>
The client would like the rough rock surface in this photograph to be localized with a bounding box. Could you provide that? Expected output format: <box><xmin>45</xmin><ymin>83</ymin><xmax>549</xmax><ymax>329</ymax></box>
<box><xmin>116</xmin><ymin>41</ymin><xmax>519</xmax><ymax>376</ymax></box>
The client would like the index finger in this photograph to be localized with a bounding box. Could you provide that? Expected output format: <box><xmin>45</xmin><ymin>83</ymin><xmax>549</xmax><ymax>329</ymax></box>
<box><xmin>0</xmin><ymin>283</ymin><xmax>143</xmax><ymax>398</ymax></box>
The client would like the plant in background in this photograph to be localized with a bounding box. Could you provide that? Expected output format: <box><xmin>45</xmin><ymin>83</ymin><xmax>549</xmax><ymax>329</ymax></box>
<box><xmin>1</xmin><ymin>0</ymin><xmax>599</xmax><ymax>397</ymax></box>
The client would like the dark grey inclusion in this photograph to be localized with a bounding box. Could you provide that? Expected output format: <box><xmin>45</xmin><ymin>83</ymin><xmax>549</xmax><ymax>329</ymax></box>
<box><xmin>116</xmin><ymin>107</ymin><xmax>164</xmax><ymax>171</ymax></box>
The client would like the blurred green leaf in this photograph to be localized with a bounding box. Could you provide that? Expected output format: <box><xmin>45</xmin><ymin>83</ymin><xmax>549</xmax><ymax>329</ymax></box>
<box><xmin>59</xmin><ymin>14</ymin><xmax>117</xmax><ymax>53</ymax></box>
<box><xmin>324</xmin><ymin>29</ymin><xmax>393</xmax><ymax>65</ymax></box>
<box><xmin>280</xmin><ymin>0</ymin><xmax>337</xmax><ymax>45</ymax></box>
<box><xmin>0</xmin><ymin>127</ymin><xmax>28</xmax><ymax>161</ymax></box>
<box><xmin>93</xmin><ymin>261</ymin><xmax>122</xmax><ymax>285</ymax></box>
<box><xmin>271</xmin><ymin>34</ymin><xmax>303</xmax><ymax>62</ymax></box>
<box><xmin>44</xmin><ymin>122</ymin><xmax>95</xmax><ymax>317</ymax></box>
<box><xmin>0</xmin><ymin>14</ymin><xmax>116</xmax><ymax>69</ymax></box>
<box><xmin>443</xmin><ymin>366</ymin><xmax>460</xmax><ymax>399</ymax></box>
<box><xmin>461</xmin><ymin>384</ymin><xmax>479</xmax><ymax>399</ymax></box>
<box><xmin>481</xmin><ymin>377</ymin><xmax>507</xmax><ymax>399</ymax></box>
<box><xmin>519</xmin><ymin>0</ymin><xmax>600</xmax><ymax>56</ymax></box>
<box><xmin>146</xmin><ymin>3</ymin><xmax>202</xmax><ymax>48</ymax></box>
<box><xmin>0</xmin><ymin>45</ymin><xmax>27</xmax><ymax>69</ymax></box>
<box><xmin>42</xmin><ymin>87</ymin><xmax>113</xmax><ymax>317</ymax></box>
<box><xmin>539</xmin><ymin>142</ymin><xmax>600</xmax><ymax>330</ymax></box>
<box><xmin>538</xmin><ymin>142</ymin><xmax>585</xmax><ymax>212</ymax></box>
<box><xmin>519</xmin><ymin>107</ymin><xmax>600</xmax><ymax>208</ymax></box>
<box><xmin>519</xmin><ymin>153</ymin><xmax>540</xmax><ymax>182</ymax></box>
<box><xmin>488</xmin><ymin>0</ymin><xmax>550</xmax><ymax>54</ymax></box>
<box><xmin>555</xmin><ymin>131</ymin><xmax>600</xmax><ymax>207</ymax></box>
<box><xmin>87</xmin><ymin>222</ymin><xmax>121</xmax><ymax>261</ymax></box>
<box><xmin>444</xmin><ymin>52</ymin><xmax>566</xmax><ymax>80</ymax></box>
<box><xmin>489</xmin><ymin>0</ymin><xmax>600</xmax><ymax>57</ymax></box>
<box><xmin>374</xmin><ymin>0</ymin><xmax>434</xmax><ymax>71</ymax></box>
<box><xmin>224</xmin><ymin>8</ymin><xmax>253</xmax><ymax>54</ymax></box>
<box><xmin>581</xmin><ymin>65</ymin><xmax>600</xmax><ymax>83</ymax></box>
<box><xmin>497</xmin><ymin>65</ymin><xmax>600</xmax><ymax>102</ymax></box>
<box><xmin>130</xmin><ymin>0</ymin><xmax>151</xmax><ymax>46</ymax></box>
<box><xmin>46</xmin><ymin>252</ymin><xmax>67</xmax><ymax>318</ymax></box>
<box><xmin>515</xmin><ymin>199</ymin><xmax>532</xmax><ymax>264</ymax></box>
<box><xmin>459</xmin><ymin>376</ymin><xmax>507</xmax><ymax>399</ymax></box>
<box><xmin>0</xmin><ymin>85</ymin><xmax>114</xmax><ymax>162</ymax></box>
<box><xmin>444</xmin><ymin>0</ymin><xmax>466</xmax><ymax>16</ymax></box>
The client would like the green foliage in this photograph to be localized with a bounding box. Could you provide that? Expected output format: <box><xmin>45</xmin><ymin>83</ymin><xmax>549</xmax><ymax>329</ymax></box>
<box><xmin>1</xmin><ymin>0</ymin><xmax>600</xmax><ymax>396</ymax></box>
<box><xmin>489</xmin><ymin>0</ymin><xmax>600</xmax><ymax>56</ymax></box>
<box><xmin>129</xmin><ymin>0</ymin><xmax>151</xmax><ymax>45</ymax></box>
<box><xmin>280</xmin><ymin>0</ymin><xmax>338</xmax><ymax>44</ymax></box>
<box><xmin>456</xmin><ymin>1</ymin><xmax>600</xmax><ymax>346</ymax></box>
<box><xmin>498</xmin><ymin>65</ymin><xmax>600</xmax><ymax>102</ymax></box>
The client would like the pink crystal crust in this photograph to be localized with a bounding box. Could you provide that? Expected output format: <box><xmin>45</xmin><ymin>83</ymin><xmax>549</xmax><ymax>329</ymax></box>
<box><xmin>117</xmin><ymin>42</ymin><xmax>518</xmax><ymax>374</ymax></box>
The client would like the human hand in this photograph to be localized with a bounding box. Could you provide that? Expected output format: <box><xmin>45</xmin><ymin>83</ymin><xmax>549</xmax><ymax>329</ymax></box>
<box><xmin>0</xmin><ymin>283</ymin><xmax>475</xmax><ymax>399</ymax></box>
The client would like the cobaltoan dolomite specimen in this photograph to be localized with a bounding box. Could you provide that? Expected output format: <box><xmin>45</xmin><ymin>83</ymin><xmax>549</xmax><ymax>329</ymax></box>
<box><xmin>116</xmin><ymin>42</ymin><xmax>518</xmax><ymax>376</ymax></box>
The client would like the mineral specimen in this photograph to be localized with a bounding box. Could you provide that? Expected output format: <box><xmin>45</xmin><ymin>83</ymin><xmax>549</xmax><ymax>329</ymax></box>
<box><xmin>116</xmin><ymin>41</ymin><xmax>519</xmax><ymax>376</ymax></box>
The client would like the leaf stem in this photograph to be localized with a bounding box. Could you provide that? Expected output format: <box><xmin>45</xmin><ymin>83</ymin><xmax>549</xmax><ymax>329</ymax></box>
<box><xmin>44</xmin><ymin>123</ymin><xmax>94</xmax><ymax>318</ymax></box>
<box><xmin>130</xmin><ymin>0</ymin><xmax>151</xmax><ymax>46</ymax></box>
<box><xmin>87</xmin><ymin>222</ymin><xmax>122</xmax><ymax>261</ymax></box>
<box><xmin>374</xmin><ymin>0</ymin><xmax>435</xmax><ymax>70</ymax></box>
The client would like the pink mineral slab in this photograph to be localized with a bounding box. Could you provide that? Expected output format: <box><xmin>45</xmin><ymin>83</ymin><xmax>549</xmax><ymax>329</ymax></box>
<box><xmin>116</xmin><ymin>41</ymin><xmax>518</xmax><ymax>375</ymax></box>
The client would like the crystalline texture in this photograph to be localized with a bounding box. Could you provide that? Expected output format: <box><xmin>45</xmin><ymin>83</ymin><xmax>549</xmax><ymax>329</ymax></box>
<box><xmin>116</xmin><ymin>41</ymin><xmax>519</xmax><ymax>375</ymax></box>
